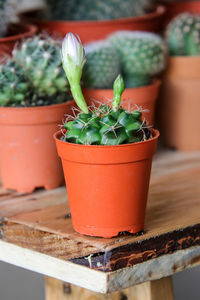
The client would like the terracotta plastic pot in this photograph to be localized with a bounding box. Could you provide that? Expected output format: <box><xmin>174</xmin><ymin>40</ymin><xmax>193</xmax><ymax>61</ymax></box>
<box><xmin>19</xmin><ymin>5</ymin><xmax>166</xmax><ymax>43</ymax></box>
<box><xmin>0</xmin><ymin>100</ymin><xmax>75</xmax><ymax>193</ymax></box>
<box><xmin>54</xmin><ymin>129</ymin><xmax>159</xmax><ymax>238</ymax></box>
<box><xmin>0</xmin><ymin>23</ymin><xmax>37</xmax><ymax>58</ymax></box>
<box><xmin>159</xmin><ymin>1</ymin><xmax>200</xmax><ymax>25</ymax></box>
<box><xmin>160</xmin><ymin>56</ymin><xmax>200</xmax><ymax>150</ymax></box>
<box><xmin>83</xmin><ymin>79</ymin><xmax>161</xmax><ymax>126</ymax></box>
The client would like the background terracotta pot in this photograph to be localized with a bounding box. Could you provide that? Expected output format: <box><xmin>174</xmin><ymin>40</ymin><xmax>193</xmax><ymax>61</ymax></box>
<box><xmin>0</xmin><ymin>101</ymin><xmax>75</xmax><ymax>193</ymax></box>
<box><xmin>0</xmin><ymin>23</ymin><xmax>37</xmax><ymax>58</ymax></box>
<box><xmin>83</xmin><ymin>79</ymin><xmax>161</xmax><ymax>126</ymax></box>
<box><xmin>160</xmin><ymin>1</ymin><xmax>200</xmax><ymax>25</ymax></box>
<box><xmin>55</xmin><ymin>129</ymin><xmax>159</xmax><ymax>238</ymax></box>
<box><xmin>19</xmin><ymin>5</ymin><xmax>166</xmax><ymax>43</ymax></box>
<box><xmin>160</xmin><ymin>56</ymin><xmax>200</xmax><ymax>151</ymax></box>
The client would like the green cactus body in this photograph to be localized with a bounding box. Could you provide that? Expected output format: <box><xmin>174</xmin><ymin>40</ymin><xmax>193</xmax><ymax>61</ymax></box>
<box><xmin>166</xmin><ymin>13</ymin><xmax>200</xmax><ymax>56</ymax></box>
<box><xmin>0</xmin><ymin>60</ymin><xmax>30</xmax><ymax>106</ymax></box>
<box><xmin>108</xmin><ymin>31</ymin><xmax>167</xmax><ymax>88</ymax></box>
<box><xmin>13</xmin><ymin>36</ymin><xmax>69</xmax><ymax>101</ymax></box>
<box><xmin>82</xmin><ymin>41</ymin><xmax>120</xmax><ymax>89</ymax></box>
<box><xmin>46</xmin><ymin>0</ymin><xmax>155</xmax><ymax>21</ymax></box>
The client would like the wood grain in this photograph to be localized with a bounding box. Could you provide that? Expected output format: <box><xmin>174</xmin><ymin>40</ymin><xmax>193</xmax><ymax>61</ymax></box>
<box><xmin>45</xmin><ymin>276</ymin><xmax>174</xmax><ymax>300</ymax></box>
<box><xmin>1</xmin><ymin>151</ymin><xmax>200</xmax><ymax>271</ymax></box>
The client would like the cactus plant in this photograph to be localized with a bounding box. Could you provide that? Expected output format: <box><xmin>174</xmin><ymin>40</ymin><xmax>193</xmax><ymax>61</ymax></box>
<box><xmin>82</xmin><ymin>41</ymin><xmax>120</xmax><ymax>89</ymax></box>
<box><xmin>108</xmin><ymin>31</ymin><xmax>167</xmax><ymax>88</ymax></box>
<box><xmin>0</xmin><ymin>59</ymin><xmax>31</xmax><ymax>106</ymax></box>
<box><xmin>61</xmin><ymin>33</ymin><xmax>152</xmax><ymax>145</ymax></box>
<box><xmin>0</xmin><ymin>35</ymin><xmax>70</xmax><ymax>107</ymax></box>
<box><xmin>46</xmin><ymin>0</ymin><xmax>156</xmax><ymax>21</ymax></box>
<box><xmin>13</xmin><ymin>35</ymin><xmax>69</xmax><ymax>99</ymax></box>
<box><xmin>166</xmin><ymin>13</ymin><xmax>200</xmax><ymax>56</ymax></box>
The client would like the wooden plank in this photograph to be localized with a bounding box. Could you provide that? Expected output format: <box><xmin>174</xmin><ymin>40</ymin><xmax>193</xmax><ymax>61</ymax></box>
<box><xmin>0</xmin><ymin>240</ymin><xmax>199</xmax><ymax>293</ymax></box>
<box><xmin>45</xmin><ymin>276</ymin><xmax>174</xmax><ymax>300</ymax></box>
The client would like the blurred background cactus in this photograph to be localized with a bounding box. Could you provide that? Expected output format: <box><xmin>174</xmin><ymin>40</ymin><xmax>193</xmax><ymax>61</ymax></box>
<box><xmin>166</xmin><ymin>13</ymin><xmax>200</xmax><ymax>56</ymax></box>
<box><xmin>108</xmin><ymin>31</ymin><xmax>167</xmax><ymax>88</ymax></box>
<box><xmin>0</xmin><ymin>35</ymin><xmax>69</xmax><ymax>107</ymax></box>
<box><xmin>0</xmin><ymin>0</ymin><xmax>19</xmax><ymax>37</ymax></box>
<box><xmin>82</xmin><ymin>41</ymin><xmax>120</xmax><ymax>89</ymax></box>
<box><xmin>45</xmin><ymin>0</ymin><xmax>156</xmax><ymax>21</ymax></box>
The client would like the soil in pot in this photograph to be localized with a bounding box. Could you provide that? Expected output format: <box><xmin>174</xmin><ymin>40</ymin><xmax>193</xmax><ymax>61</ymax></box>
<box><xmin>0</xmin><ymin>23</ymin><xmax>37</xmax><ymax>58</ymax></box>
<box><xmin>159</xmin><ymin>56</ymin><xmax>200</xmax><ymax>151</ymax></box>
<box><xmin>0</xmin><ymin>100</ymin><xmax>75</xmax><ymax>193</ymax></box>
<box><xmin>54</xmin><ymin>129</ymin><xmax>159</xmax><ymax>238</ymax></box>
<box><xmin>19</xmin><ymin>5</ymin><xmax>166</xmax><ymax>43</ymax></box>
<box><xmin>83</xmin><ymin>79</ymin><xmax>161</xmax><ymax>126</ymax></box>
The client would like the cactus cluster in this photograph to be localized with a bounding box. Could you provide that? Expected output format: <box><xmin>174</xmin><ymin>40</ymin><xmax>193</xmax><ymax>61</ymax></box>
<box><xmin>0</xmin><ymin>35</ymin><xmax>69</xmax><ymax>107</ymax></box>
<box><xmin>46</xmin><ymin>0</ymin><xmax>155</xmax><ymax>21</ymax></box>
<box><xmin>82</xmin><ymin>41</ymin><xmax>120</xmax><ymax>89</ymax></box>
<box><xmin>62</xmin><ymin>75</ymin><xmax>152</xmax><ymax>145</ymax></box>
<box><xmin>108</xmin><ymin>31</ymin><xmax>167</xmax><ymax>88</ymax></box>
<box><xmin>166</xmin><ymin>13</ymin><xmax>200</xmax><ymax>56</ymax></box>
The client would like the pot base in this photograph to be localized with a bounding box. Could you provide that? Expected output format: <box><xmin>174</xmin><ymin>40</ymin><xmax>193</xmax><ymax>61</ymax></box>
<box><xmin>74</xmin><ymin>224</ymin><xmax>143</xmax><ymax>238</ymax></box>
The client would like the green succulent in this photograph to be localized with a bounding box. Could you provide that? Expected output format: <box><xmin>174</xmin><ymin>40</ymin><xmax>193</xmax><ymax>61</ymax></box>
<box><xmin>108</xmin><ymin>31</ymin><xmax>167</xmax><ymax>88</ymax></box>
<box><xmin>45</xmin><ymin>0</ymin><xmax>155</xmax><ymax>21</ymax></box>
<box><xmin>82</xmin><ymin>41</ymin><xmax>120</xmax><ymax>89</ymax></box>
<box><xmin>13</xmin><ymin>35</ymin><xmax>69</xmax><ymax>101</ymax></box>
<box><xmin>166</xmin><ymin>13</ymin><xmax>200</xmax><ymax>56</ymax></box>
<box><xmin>0</xmin><ymin>60</ymin><xmax>31</xmax><ymax>106</ymax></box>
<box><xmin>62</xmin><ymin>75</ymin><xmax>152</xmax><ymax>145</ymax></box>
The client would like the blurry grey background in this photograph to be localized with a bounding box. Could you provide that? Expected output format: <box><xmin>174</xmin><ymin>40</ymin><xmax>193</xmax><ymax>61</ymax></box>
<box><xmin>0</xmin><ymin>0</ymin><xmax>199</xmax><ymax>299</ymax></box>
<box><xmin>0</xmin><ymin>261</ymin><xmax>200</xmax><ymax>299</ymax></box>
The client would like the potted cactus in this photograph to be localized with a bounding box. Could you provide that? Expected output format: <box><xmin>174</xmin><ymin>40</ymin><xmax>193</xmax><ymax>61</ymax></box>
<box><xmin>83</xmin><ymin>31</ymin><xmax>167</xmax><ymax>125</ymax></box>
<box><xmin>160</xmin><ymin>13</ymin><xmax>200</xmax><ymax>150</ymax></box>
<box><xmin>0</xmin><ymin>35</ymin><xmax>75</xmax><ymax>193</ymax></box>
<box><xmin>0</xmin><ymin>0</ymin><xmax>37</xmax><ymax>57</ymax></box>
<box><xmin>54</xmin><ymin>33</ymin><xmax>159</xmax><ymax>238</ymax></box>
<box><xmin>19</xmin><ymin>0</ymin><xmax>166</xmax><ymax>43</ymax></box>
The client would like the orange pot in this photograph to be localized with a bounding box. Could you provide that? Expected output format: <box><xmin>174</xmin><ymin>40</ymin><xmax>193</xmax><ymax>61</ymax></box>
<box><xmin>160</xmin><ymin>56</ymin><xmax>200</xmax><ymax>150</ymax></box>
<box><xmin>0</xmin><ymin>23</ymin><xmax>37</xmax><ymax>58</ymax></box>
<box><xmin>54</xmin><ymin>129</ymin><xmax>159</xmax><ymax>238</ymax></box>
<box><xmin>19</xmin><ymin>5</ymin><xmax>166</xmax><ymax>43</ymax></box>
<box><xmin>0</xmin><ymin>101</ymin><xmax>75</xmax><ymax>193</ymax></box>
<box><xmin>83</xmin><ymin>79</ymin><xmax>161</xmax><ymax>126</ymax></box>
<box><xmin>160</xmin><ymin>1</ymin><xmax>200</xmax><ymax>25</ymax></box>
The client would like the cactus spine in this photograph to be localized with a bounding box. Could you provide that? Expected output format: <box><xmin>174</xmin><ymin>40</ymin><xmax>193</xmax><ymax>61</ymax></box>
<box><xmin>108</xmin><ymin>31</ymin><xmax>167</xmax><ymax>88</ymax></box>
<box><xmin>82</xmin><ymin>41</ymin><xmax>120</xmax><ymax>89</ymax></box>
<box><xmin>166</xmin><ymin>13</ymin><xmax>200</xmax><ymax>56</ymax></box>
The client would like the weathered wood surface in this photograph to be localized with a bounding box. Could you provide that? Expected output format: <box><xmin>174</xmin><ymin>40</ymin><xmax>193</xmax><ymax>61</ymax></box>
<box><xmin>1</xmin><ymin>151</ymin><xmax>200</xmax><ymax>272</ymax></box>
<box><xmin>45</xmin><ymin>276</ymin><xmax>174</xmax><ymax>300</ymax></box>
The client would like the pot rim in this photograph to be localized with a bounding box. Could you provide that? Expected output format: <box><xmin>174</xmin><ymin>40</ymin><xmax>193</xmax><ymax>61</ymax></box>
<box><xmin>0</xmin><ymin>99</ymin><xmax>74</xmax><ymax>112</ymax></box>
<box><xmin>54</xmin><ymin>128</ymin><xmax>159</xmax><ymax>149</ymax></box>
<box><xmin>0</xmin><ymin>23</ymin><xmax>37</xmax><ymax>43</ymax></box>
<box><xmin>19</xmin><ymin>5</ymin><xmax>165</xmax><ymax>25</ymax></box>
<box><xmin>83</xmin><ymin>78</ymin><xmax>162</xmax><ymax>93</ymax></box>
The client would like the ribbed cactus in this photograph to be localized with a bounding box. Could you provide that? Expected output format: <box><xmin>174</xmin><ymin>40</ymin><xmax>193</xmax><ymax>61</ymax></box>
<box><xmin>108</xmin><ymin>31</ymin><xmax>167</xmax><ymax>88</ymax></box>
<box><xmin>63</xmin><ymin>75</ymin><xmax>152</xmax><ymax>145</ymax></box>
<box><xmin>13</xmin><ymin>36</ymin><xmax>69</xmax><ymax>100</ymax></box>
<box><xmin>166</xmin><ymin>13</ymin><xmax>200</xmax><ymax>56</ymax></box>
<box><xmin>46</xmin><ymin>0</ymin><xmax>155</xmax><ymax>21</ymax></box>
<box><xmin>82</xmin><ymin>41</ymin><xmax>120</xmax><ymax>89</ymax></box>
<box><xmin>0</xmin><ymin>60</ymin><xmax>31</xmax><ymax>106</ymax></box>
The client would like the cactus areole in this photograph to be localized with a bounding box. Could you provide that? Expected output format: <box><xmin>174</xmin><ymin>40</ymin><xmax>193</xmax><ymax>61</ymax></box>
<box><xmin>61</xmin><ymin>33</ymin><xmax>153</xmax><ymax>146</ymax></box>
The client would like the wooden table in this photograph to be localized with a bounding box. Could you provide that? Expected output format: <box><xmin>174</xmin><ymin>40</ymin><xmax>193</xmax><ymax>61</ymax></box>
<box><xmin>0</xmin><ymin>150</ymin><xmax>200</xmax><ymax>300</ymax></box>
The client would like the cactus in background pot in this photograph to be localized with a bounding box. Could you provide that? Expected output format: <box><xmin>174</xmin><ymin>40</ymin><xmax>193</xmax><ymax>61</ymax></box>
<box><xmin>0</xmin><ymin>35</ymin><xmax>69</xmax><ymax>107</ymax></box>
<box><xmin>82</xmin><ymin>41</ymin><xmax>120</xmax><ymax>89</ymax></box>
<box><xmin>61</xmin><ymin>33</ymin><xmax>152</xmax><ymax>145</ymax></box>
<box><xmin>108</xmin><ymin>31</ymin><xmax>167</xmax><ymax>88</ymax></box>
<box><xmin>166</xmin><ymin>13</ymin><xmax>200</xmax><ymax>56</ymax></box>
<box><xmin>46</xmin><ymin>0</ymin><xmax>156</xmax><ymax>21</ymax></box>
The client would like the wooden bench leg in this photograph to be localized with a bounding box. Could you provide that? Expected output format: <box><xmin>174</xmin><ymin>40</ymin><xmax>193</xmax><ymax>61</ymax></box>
<box><xmin>45</xmin><ymin>276</ymin><xmax>174</xmax><ymax>300</ymax></box>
